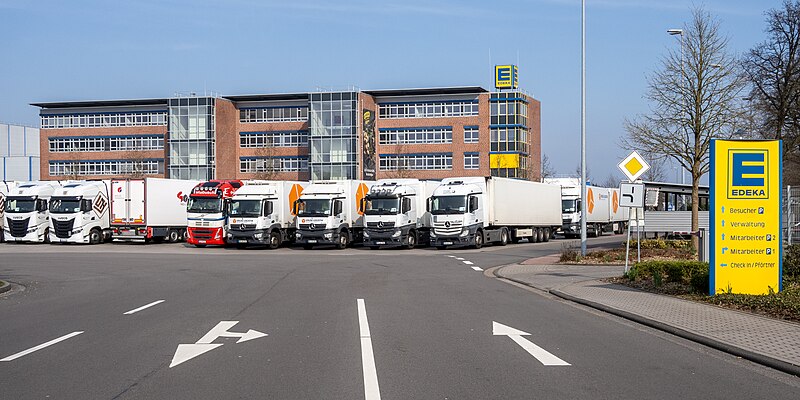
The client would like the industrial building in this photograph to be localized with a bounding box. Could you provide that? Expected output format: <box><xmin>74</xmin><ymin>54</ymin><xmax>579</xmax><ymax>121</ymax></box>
<box><xmin>1</xmin><ymin>123</ymin><xmax>40</xmax><ymax>181</ymax></box>
<box><xmin>32</xmin><ymin>84</ymin><xmax>540</xmax><ymax>182</ymax></box>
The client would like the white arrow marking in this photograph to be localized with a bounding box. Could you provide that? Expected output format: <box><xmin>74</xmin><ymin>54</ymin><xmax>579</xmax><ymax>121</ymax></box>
<box><xmin>169</xmin><ymin>321</ymin><xmax>268</xmax><ymax>368</ymax></box>
<box><xmin>357</xmin><ymin>299</ymin><xmax>382</xmax><ymax>400</ymax></box>
<box><xmin>1</xmin><ymin>331</ymin><xmax>84</xmax><ymax>362</ymax></box>
<box><xmin>493</xmin><ymin>322</ymin><xmax>570</xmax><ymax>366</ymax></box>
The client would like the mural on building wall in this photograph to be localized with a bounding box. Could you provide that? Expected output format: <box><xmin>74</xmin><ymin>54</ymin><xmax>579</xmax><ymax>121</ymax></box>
<box><xmin>362</xmin><ymin>109</ymin><xmax>376</xmax><ymax>180</ymax></box>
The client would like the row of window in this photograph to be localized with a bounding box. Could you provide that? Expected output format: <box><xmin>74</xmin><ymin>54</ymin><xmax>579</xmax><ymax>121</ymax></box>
<box><xmin>240</xmin><ymin>157</ymin><xmax>309</xmax><ymax>173</ymax></box>
<box><xmin>240</xmin><ymin>131</ymin><xmax>309</xmax><ymax>148</ymax></box>
<box><xmin>378</xmin><ymin>101</ymin><xmax>479</xmax><ymax>119</ymax></box>
<box><xmin>240</xmin><ymin>107</ymin><xmax>309</xmax><ymax>123</ymax></box>
<box><xmin>48</xmin><ymin>135</ymin><xmax>164</xmax><ymax>153</ymax></box>
<box><xmin>491</xmin><ymin>155</ymin><xmax>529</xmax><ymax>179</ymax></box>
<box><xmin>379</xmin><ymin>153</ymin><xmax>453</xmax><ymax>171</ymax></box>
<box><xmin>490</xmin><ymin>127</ymin><xmax>529</xmax><ymax>153</ymax></box>
<box><xmin>49</xmin><ymin>160</ymin><xmax>163</xmax><ymax>176</ymax></box>
<box><xmin>378</xmin><ymin>127</ymin><xmax>452</xmax><ymax>145</ymax></box>
<box><xmin>42</xmin><ymin>112</ymin><xmax>167</xmax><ymax>129</ymax></box>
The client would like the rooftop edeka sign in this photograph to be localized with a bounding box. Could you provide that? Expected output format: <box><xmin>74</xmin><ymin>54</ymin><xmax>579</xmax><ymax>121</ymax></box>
<box><xmin>710</xmin><ymin>139</ymin><xmax>782</xmax><ymax>295</ymax></box>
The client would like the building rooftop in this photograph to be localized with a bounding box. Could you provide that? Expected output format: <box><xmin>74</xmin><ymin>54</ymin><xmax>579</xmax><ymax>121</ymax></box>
<box><xmin>31</xmin><ymin>98</ymin><xmax>169</xmax><ymax>109</ymax></box>
<box><xmin>362</xmin><ymin>86</ymin><xmax>488</xmax><ymax>97</ymax></box>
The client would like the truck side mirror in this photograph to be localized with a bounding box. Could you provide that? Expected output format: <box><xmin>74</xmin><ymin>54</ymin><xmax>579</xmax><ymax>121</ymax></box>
<box><xmin>264</xmin><ymin>201</ymin><xmax>273</xmax><ymax>216</ymax></box>
<box><xmin>39</xmin><ymin>199</ymin><xmax>50</xmax><ymax>212</ymax></box>
<box><xmin>426</xmin><ymin>198</ymin><xmax>431</xmax><ymax>212</ymax></box>
<box><xmin>80</xmin><ymin>199</ymin><xmax>92</xmax><ymax>213</ymax></box>
<box><xmin>291</xmin><ymin>200</ymin><xmax>298</xmax><ymax>215</ymax></box>
<box><xmin>359</xmin><ymin>198</ymin><xmax>366</xmax><ymax>214</ymax></box>
<box><xmin>334</xmin><ymin>200</ymin><xmax>343</xmax><ymax>216</ymax></box>
<box><xmin>401</xmin><ymin>197</ymin><xmax>411</xmax><ymax>214</ymax></box>
<box><xmin>469</xmin><ymin>196</ymin><xmax>479</xmax><ymax>213</ymax></box>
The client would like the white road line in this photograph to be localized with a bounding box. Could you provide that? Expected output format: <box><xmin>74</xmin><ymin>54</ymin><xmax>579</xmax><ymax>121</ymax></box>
<box><xmin>455</xmin><ymin>257</ymin><xmax>465</xmax><ymax>261</ymax></box>
<box><xmin>123</xmin><ymin>300</ymin><xmax>165</xmax><ymax>315</ymax></box>
<box><xmin>357</xmin><ymin>299</ymin><xmax>382</xmax><ymax>400</ymax></box>
<box><xmin>446</xmin><ymin>255</ymin><xmax>456</xmax><ymax>258</ymax></box>
<box><xmin>462</xmin><ymin>261</ymin><xmax>474</xmax><ymax>265</ymax></box>
<box><xmin>472</xmin><ymin>266</ymin><xmax>484</xmax><ymax>271</ymax></box>
<box><xmin>1</xmin><ymin>331</ymin><xmax>84</xmax><ymax>362</ymax></box>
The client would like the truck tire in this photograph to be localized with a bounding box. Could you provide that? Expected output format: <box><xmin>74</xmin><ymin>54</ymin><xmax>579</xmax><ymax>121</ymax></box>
<box><xmin>167</xmin><ymin>230</ymin><xmax>180</xmax><ymax>243</ymax></box>
<box><xmin>44</xmin><ymin>228</ymin><xmax>51</xmax><ymax>244</ymax></box>
<box><xmin>405</xmin><ymin>231</ymin><xmax>417</xmax><ymax>249</ymax></box>
<box><xmin>268</xmin><ymin>231</ymin><xmax>281</xmax><ymax>250</ymax></box>
<box><xmin>89</xmin><ymin>228</ymin><xmax>102</xmax><ymax>245</ymax></box>
<box><xmin>499</xmin><ymin>228</ymin><xmax>508</xmax><ymax>246</ymax></box>
<box><xmin>473</xmin><ymin>230</ymin><xmax>484</xmax><ymax>249</ymax></box>
<box><xmin>335</xmin><ymin>232</ymin><xmax>349</xmax><ymax>250</ymax></box>
<box><xmin>543</xmin><ymin>228</ymin><xmax>551</xmax><ymax>242</ymax></box>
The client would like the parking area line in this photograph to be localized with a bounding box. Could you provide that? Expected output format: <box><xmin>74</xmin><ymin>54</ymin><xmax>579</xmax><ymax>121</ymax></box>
<box><xmin>472</xmin><ymin>266</ymin><xmax>484</xmax><ymax>271</ymax></box>
<box><xmin>1</xmin><ymin>331</ymin><xmax>84</xmax><ymax>362</ymax></box>
<box><xmin>123</xmin><ymin>300</ymin><xmax>165</xmax><ymax>315</ymax></box>
<box><xmin>357</xmin><ymin>299</ymin><xmax>382</xmax><ymax>400</ymax></box>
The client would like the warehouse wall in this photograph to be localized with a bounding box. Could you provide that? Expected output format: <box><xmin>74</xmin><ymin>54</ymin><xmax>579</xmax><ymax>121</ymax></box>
<box><xmin>0</xmin><ymin>123</ymin><xmax>40</xmax><ymax>181</ymax></box>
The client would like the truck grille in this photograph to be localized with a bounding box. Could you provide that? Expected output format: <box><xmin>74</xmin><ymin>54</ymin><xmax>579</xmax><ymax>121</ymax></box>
<box><xmin>8</xmin><ymin>217</ymin><xmax>29</xmax><ymax>238</ymax></box>
<box><xmin>53</xmin><ymin>219</ymin><xmax>75</xmax><ymax>238</ymax></box>
<box><xmin>433</xmin><ymin>220</ymin><xmax>462</xmax><ymax>235</ymax></box>
<box><xmin>366</xmin><ymin>221</ymin><xmax>395</xmax><ymax>228</ymax></box>
<box><xmin>563</xmin><ymin>218</ymin><xmax>571</xmax><ymax>225</ymax></box>
<box><xmin>298</xmin><ymin>224</ymin><xmax>322</xmax><ymax>230</ymax></box>
<box><xmin>230</xmin><ymin>224</ymin><xmax>256</xmax><ymax>231</ymax></box>
<box><xmin>192</xmin><ymin>228</ymin><xmax>216</xmax><ymax>240</ymax></box>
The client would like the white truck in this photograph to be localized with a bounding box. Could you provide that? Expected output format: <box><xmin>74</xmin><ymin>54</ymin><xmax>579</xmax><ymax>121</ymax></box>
<box><xmin>2</xmin><ymin>181</ymin><xmax>59</xmax><ymax>243</ymax></box>
<box><xmin>226</xmin><ymin>180</ymin><xmax>307</xmax><ymax>249</ymax></box>
<box><xmin>110</xmin><ymin>178</ymin><xmax>201</xmax><ymax>243</ymax></box>
<box><xmin>555</xmin><ymin>179</ymin><xmax>628</xmax><ymax>237</ymax></box>
<box><xmin>362</xmin><ymin>179</ymin><xmax>439</xmax><ymax>249</ymax></box>
<box><xmin>0</xmin><ymin>181</ymin><xmax>18</xmax><ymax>242</ymax></box>
<box><xmin>293</xmin><ymin>180</ymin><xmax>373</xmax><ymax>249</ymax></box>
<box><xmin>428</xmin><ymin>177</ymin><xmax>562</xmax><ymax>249</ymax></box>
<box><xmin>48</xmin><ymin>180</ymin><xmax>112</xmax><ymax>244</ymax></box>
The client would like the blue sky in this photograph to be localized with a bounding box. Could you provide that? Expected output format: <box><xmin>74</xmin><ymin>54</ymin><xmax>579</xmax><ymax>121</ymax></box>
<box><xmin>0</xmin><ymin>0</ymin><xmax>783</xmax><ymax>181</ymax></box>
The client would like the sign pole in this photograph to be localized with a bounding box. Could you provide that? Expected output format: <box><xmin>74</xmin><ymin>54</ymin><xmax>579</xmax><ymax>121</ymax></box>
<box><xmin>624</xmin><ymin>211</ymin><xmax>632</xmax><ymax>273</ymax></box>
<box><xmin>636</xmin><ymin>207</ymin><xmax>641</xmax><ymax>263</ymax></box>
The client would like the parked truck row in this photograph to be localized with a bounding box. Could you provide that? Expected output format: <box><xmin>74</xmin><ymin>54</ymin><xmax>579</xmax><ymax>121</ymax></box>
<box><xmin>2</xmin><ymin>176</ymin><xmax>627</xmax><ymax>249</ymax></box>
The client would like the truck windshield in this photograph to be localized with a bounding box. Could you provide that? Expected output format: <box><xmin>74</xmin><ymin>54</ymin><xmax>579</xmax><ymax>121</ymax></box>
<box><xmin>297</xmin><ymin>199</ymin><xmax>331</xmax><ymax>217</ymax></box>
<box><xmin>50</xmin><ymin>197</ymin><xmax>82</xmax><ymax>213</ymax></box>
<box><xmin>230</xmin><ymin>200</ymin><xmax>261</xmax><ymax>217</ymax></box>
<box><xmin>562</xmin><ymin>199</ymin><xmax>577</xmax><ymax>213</ymax></box>
<box><xmin>430</xmin><ymin>196</ymin><xmax>466</xmax><ymax>215</ymax></box>
<box><xmin>187</xmin><ymin>197</ymin><xmax>222</xmax><ymax>213</ymax></box>
<box><xmin>365</xmin><ymin>197</ymin><xmax>399</xmax><ymax>215</ymax></box>
<box><xmin>5</xmin><ymin>197</ymin><xmax>36</xmax><ymax>213</ymax></box>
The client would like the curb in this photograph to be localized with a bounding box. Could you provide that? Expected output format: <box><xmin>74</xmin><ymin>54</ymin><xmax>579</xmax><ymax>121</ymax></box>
<box><xmin>549</xmin><ymin>288</ymin><xmax>800</xmax><ymax>378</ymax></box>
<box><xmin>0</xmin><ymin>281</ymin><xmax>12</xmax><ymax>295</ymax></box>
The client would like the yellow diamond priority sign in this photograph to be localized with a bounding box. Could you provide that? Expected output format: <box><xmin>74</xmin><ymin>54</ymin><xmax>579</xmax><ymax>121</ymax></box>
<box><xmin>618</xmin><ymin>151</ymin><xmax>650</xmax><ymax>182</ymax></box>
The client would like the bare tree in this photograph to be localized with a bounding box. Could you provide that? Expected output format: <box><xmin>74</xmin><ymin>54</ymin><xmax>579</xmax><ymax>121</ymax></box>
<box><xmin>742</xmin><ymin>0</ymin><xmax>800</xmax><ymax>184</ymax></box>
<box><xmin>642</xmin><ymin>157</ymin><xmax>669</xmax><ymax>182</ymax></box>
<box><xmin>540</xmin><ymin>153</ymin><xmax>556</xmax><ymax>181</ymax></box>
<box><xmin>384</xmin><ymin>143</ymin><xmax>414</xmax><ymax>179</ymax></box>
<box><xmin>598</xmin><ymin>173</ymin><xmax>620</xmax><ymax>188</ymax></box>
<box><xmin>122</xmin><ymin>150</ymin><xmax>148</xmax><ymax>179</ymax></box>
<box><xmin>574</xmin><ymin>164</ymin><xmax>591</xmax><ymax>183</ymax></box>
<box><xmin>623</xmin><ymin>7</ymin><xmax>746</xmax><ymax>250</ymax></box>
<box><xmin>252</xmin><ymin>137</ymin><xmax>279</xmax><ymax>180</ymax></box>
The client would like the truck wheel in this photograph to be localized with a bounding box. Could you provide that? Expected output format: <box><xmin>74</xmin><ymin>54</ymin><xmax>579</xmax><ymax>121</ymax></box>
<box><xmin>268</xmin><ymin>231</ymin><xmax>281</xmax><ymax>250</ymax></box>
<box><xmin>405</xmin><ymin>231</ymin><xmax>417</xmax><ymax>249</ymax></box>
<box><xmin>182</xmin><ymin>230</ymin><xmax>189</xmax><ymax>241</ymax></box>
<box><xmin>335</xmin><ymin>232</ymin><xmax>349</xmax><ymax>250</ymax></box>
<box><xmin>499</xmin><ymin>228</ymin><xmax>508</xmax><ymax>246</ymax></box>
<box><xmin>44</xmin><ymin>228</ymin><xmax>51</xmax><ymax>244</ymax></box>
<box><xmin>89</xmin><ymin>229</ymin><xmax>101</xmax><ymax>245</ymax></box>
<box><xmin>168</xmin><ymin>230</ymin><xmax>180</xmax><ymax>243</ymax></box>
<box><xmin>473</xmin><ymin>230</ymin><xmax>483</xmax><ymax>249</ymax></box>
<box><xmin>535</xmin><ymin>228</ymin><xmax>543</xmax><ymax>243</ymax></box>
<box><xmin>543</xmin><ymin>228</ymin><xmax>551</xmax><ymax>242</ymax></box>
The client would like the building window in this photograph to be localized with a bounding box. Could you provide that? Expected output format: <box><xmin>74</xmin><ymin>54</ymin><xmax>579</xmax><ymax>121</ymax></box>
<box><xmin>378</xmin><ymin>100</ymin><xmax>479</xmax><ymax>119</ymax></box>
<box><xmin>464</xmin><ymin>126</ymin><xmax>480</xmax><ymax>143</ymax></box>
<box><xmin>239</xmin><ymin>107</ymin><xmax>309</xmax><ymax>123</ymax></box>
<box><xmin>41</xmin><ymin>112</ymin><xmax>167</xmax><ymax>129</ymax></box>
<box><xmin>49</xmin><ymin>159</ymin><xmax>163</xmax><ymax>176</ymax></box>
<box><xmin>464</xmin><ymin>153</ymin><xmax>480</xmax><ymax>169</ymax></box>
<box><xmin>379</xmin><ymin>153</ymin><xmax>452</xmax><ymax>171</ymax></box>
<box><xmin>378</xmin><ymin>127</ymin><xmax>452</xmax><ymax>145</ymax></box>
<box><xmin>239</xmin><ymin>131</ymin><xmax>309</xmax><ymax>148</ymax></box>
<box><xmin>490</xmin><ymin>126</ymin><xmax>529</xmax><ymax>153</ymax></box>
<box><xmin>240</xmin><ymin>157</ymin><xmax>309</xmax><ymax>173</ymax></box>
<box><xmin>48</xmin><ymin>135</ymin><xmax>165</xmax><ymax>153</ymax></box>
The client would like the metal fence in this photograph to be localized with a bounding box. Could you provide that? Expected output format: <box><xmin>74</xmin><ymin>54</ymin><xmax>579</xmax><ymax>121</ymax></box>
<box><xmin>785</xmin><ymin>186</ymin><xmax>800</xmax><ymax>245</ymax></box>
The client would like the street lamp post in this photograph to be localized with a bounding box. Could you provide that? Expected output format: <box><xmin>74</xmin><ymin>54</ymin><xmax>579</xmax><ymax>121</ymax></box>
<box><xmin>581</xmin><ymin>0</ymin><xmax>587</xmax><ymax>256</ymax></box>
<box><xmin>668</xmin><ymin>28</ymin><xmax>685</xmax><ymax>185</ymax></box>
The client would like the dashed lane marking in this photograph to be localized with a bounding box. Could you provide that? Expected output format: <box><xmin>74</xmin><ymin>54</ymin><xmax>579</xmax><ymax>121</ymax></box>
<box><xmin>1</xmin><ymin>331</ymin><xmax>84</xmax><ymax>362</ymax></box>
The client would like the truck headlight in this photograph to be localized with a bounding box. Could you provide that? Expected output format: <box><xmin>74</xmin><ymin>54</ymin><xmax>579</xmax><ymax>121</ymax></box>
<box><xmin>254</xmin><ymin>232</ymin><xmax>264</xmax><ymax>239</ymax></box>
<box><xmin>430</xmin><ymin>232</ymin><xmax>436</xmax><ymax>238</ymax></box>
<box><xmin>391</xmin><ymin>230</ymin><xmax>401</xmax><ymax>238</ymax></box>
<box><xmin>363</xmin><ymin>231</ymin><xmax>370</xmax><ymax>239</ymax></box>
<box><xmin>460</xmin><ymin>228</ymin><xmax>470</xmax><ymax>237</ymax></box>
<box><xmin>324</xmin><ymin>232</ymin><xmax>333</xmax><ymax>239</ymax></box>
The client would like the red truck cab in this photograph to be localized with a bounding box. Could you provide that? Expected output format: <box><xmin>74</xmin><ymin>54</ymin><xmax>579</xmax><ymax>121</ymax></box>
<box><xmin>186</xmin><ymin>180</ymin><xmax>243</xmax><ymax>247</ymax></box>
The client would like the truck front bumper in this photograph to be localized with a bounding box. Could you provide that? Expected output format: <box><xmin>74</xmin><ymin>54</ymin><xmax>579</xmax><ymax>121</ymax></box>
<box><xmin>3</xmin><ymin>227</ymin><xmax>47</xmax><ymax>243</ymax></box>
<box><xmin>363</xmin><ymin>226</ymin><xmax>412</xmax><ymax>247</ymax></box>
<box><xmin>50</xmin><ymin>230</ymin><xmax>90</xmax><ymax>244</ymax></box>
<box><xmin>228</xmin><ymin>229</ymin><xmax>270</xmax><ymax>245</ymax></box>
<box><xmin>295</xmin><ymin>228</ymin><xmax>337</xmax><ymax>245</ymax></box>
<box><xmin>187</xmin><ymin>227</ymin><xmax>226</xmax><ymax>246</ymax></box>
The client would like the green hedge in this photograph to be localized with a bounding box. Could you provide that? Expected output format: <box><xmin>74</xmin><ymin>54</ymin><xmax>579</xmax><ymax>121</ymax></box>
<box><xmin>628</xmin><ymin>239</ymin><xmax>693</xmax><ymax>250</ymax></box>
<box><xmin>626</xmin><ymin>260</ymin><xmax>709</xmax><ymax>294</ymax></box>
<box><xmin>785</xmin><ymin>245</ymin><xmax>800</xmax><ymax>281</ymax></box>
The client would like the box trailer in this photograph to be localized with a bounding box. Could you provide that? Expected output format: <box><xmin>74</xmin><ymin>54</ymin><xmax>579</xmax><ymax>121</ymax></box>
<box><xmin>111</xmin><ymin>178</ymin><xmax>202</xmax><ymax>242</ymax></box>
<box><xmin>553</xmin><ymin>178</ymin><xmax>629</xmax><ymax>237</ymax></box>
<box><xmin>429</xmin><ymin>177</ymin><xmax>562</xmax><ymax>249</ymax></box>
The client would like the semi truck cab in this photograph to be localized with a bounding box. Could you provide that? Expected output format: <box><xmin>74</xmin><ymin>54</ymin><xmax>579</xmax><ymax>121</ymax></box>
<box><xmin>186</xmin><ymin>180</ymin><xmax>243</xmax><ymax>247</ymax></box>
<box><xmin>3</xmin><ymin>182</ymin><xmax>58</xmax><ymax>243</ymax></box>
<box><xmin>49</xmin><ymin>181</ymin><xmax>112</xmax><ymax>244</ymax></box>
<box><xmin>362</xmin><ymin>179</ymin><xmax>436</xmax><ymax>249</ymax></box>
<box><xmin>294</xmin><ymin>181</ymin><xmax>370</xmax><ymax>249</ymax></box>
<box><xmin>226</xmin><ymin>181</ymin><xmax>305</xmax><ymax>249</ymax></box>
<box><xmin>428</xmin><ymin>179</ymin><xmax>485</xmax><ymax>248</ymax></box>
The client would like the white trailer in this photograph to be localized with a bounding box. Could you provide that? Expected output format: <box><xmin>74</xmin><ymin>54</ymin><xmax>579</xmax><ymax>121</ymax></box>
<box><xmin>110</xmin><ymin>178</ymin><xmax>201</xmax><ymax>242</ymax></box>
<box><xmin>49</xmin><ymin>180</ymin><xmax>112</xmax><ymax>244</ymax></box>
<box><xmin>429</xmin><ymin>177</ymin><xmax>562</xmax><ymax>249</ymax></box>
<box><xmin>2</xmin><ymin>181</ymin><xmax>58</xmax><ymax>243</ymax></box>
<box><xmin>552</xmin><ymin>178</ymin><xmax>628</xmax><ymax>237</ymax></box>
<box><xmin>0</xmin><ymin>181</ymin><xmax>18</xmax><ymax>242</ymax></box>
<box><xmin>227</xmin><ymin>180</ymin><xmax>307</xmax><ymax>248</ymax></box>
<box><xmin>294</xmin><ymin>180</ymin><xmax>373</xmax><ymax>249</ymax></box>
<box><xmin>362</xmin><ymin>179</ymin><xmax>439</xmax><ymax>249</ymax></box>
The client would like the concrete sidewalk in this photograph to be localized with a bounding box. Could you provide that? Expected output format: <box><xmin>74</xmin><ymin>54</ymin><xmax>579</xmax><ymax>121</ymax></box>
<box><xmin>495</xmin><ymin>257</ymin><xmax>800</xmax><ymax>377</ymax></box>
